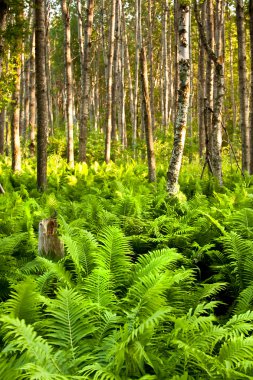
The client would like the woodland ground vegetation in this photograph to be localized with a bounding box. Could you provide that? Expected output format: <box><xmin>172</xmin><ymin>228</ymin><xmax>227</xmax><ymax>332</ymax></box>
<box><xmin>1</xmin><ymin>134</ymin><xmax>253</xmax><ymax>379</ymax></box>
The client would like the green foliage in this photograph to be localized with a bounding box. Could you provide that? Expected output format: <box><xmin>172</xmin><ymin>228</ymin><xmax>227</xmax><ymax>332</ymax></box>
<box><xmin>1</xmin><ymin>157</ymin><xmax>253</xmax><ymax>378</ymax></box>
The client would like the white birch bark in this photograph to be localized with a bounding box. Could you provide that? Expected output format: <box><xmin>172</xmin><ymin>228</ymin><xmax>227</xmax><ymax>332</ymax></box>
<box><xmin>167</xmin><ymin>3</ymin><xmax>190</xmax><ymax>195</ymax></box>
<box><xmin>79</xmin><ymin>0</ymin><xmax>95</xmax><ymax>162</ymax></box>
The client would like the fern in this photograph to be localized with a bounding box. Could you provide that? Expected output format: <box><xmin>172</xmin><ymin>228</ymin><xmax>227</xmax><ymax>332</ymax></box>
<box><xmin>83</xmin><ymin>268</ymin><xmax>116</xmax><ymax>309</ymax></box>
<box><xmin>4</xmin><ymin>278</ymin><xmax>41</xmax><ymax>324</ymax></box>
<box><xmin>96</xmin><ymin>226</ymin><xmax>132</xmax><ymax>290</ymax></box>
<box><xmin>46</xmin><ymin>288</ymin><xmax>96</xmax><ymax>359</ymax></box>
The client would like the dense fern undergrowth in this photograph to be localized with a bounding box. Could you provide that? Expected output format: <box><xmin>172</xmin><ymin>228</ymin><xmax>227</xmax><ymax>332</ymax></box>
<box><xmin>2</xmin><ymin>153</ymin><xmax>253</xmax><ymax>379</ymax></box>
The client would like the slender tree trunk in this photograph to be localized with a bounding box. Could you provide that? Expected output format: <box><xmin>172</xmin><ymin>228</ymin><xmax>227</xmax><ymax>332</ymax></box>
<box><xmin>205</xmin><ymin>0</ymin><xmax>214</xmax><ymax>160</ymax></box>
<box><xmin>11</xmin><ymin>7</ymin><xmax>23</xmax><ymax>172</ymax></box>
<box><xmin>112</xmin><ymin>0</ymin><xmax>119</xmax><ymax>141</ymax></box>
<box><xmin>122</xmin><ymin>8</ymin><xmax>135</xmax><ymax>135</ymax></box>
<box><xmin>133</xmin><ymin>0</ymin><xmax>142</xmax><ymax>154</ymax></box>
<box><xmin>19</xmin><ymin>51</ymin><xmax>25</xmax><ymax>136</ymax></box>
<box><xmin>0</xmin><ymin>1</ymin><xmax>7</xmax><ymax>155</ymax></box>
<box><xmin>236</xmin><ymin>0</ymin><xmax>250</xmax><ymax>172</ymax></box>
<box><xmin>79</xmin><ymin>0</ymin><xmax>94</xmax><ymax>162</ymax></box>
<box><xmin>198</xmin><ymin>2</ymin><xmax>206</xmax><ymax>157</ymax></box>
<box><xmin>62</xmin><ymin>0</ymin><xmax>74</xmax><ymax>168</ymax></box>
<box><xmin>194</xmin><ymin>0</ymin><xmax>224</xmax><ymax>185</ymax></box>
<box><xmin>24</xmin><ymin>57</ymin><xmax>30</xmax><ymax>138</ymax></box>
<box><xmin>172</xmin><ymin>0</ymin><xmax>179</xmax><ymax>124</ymax></box>
<box><xmin>228</xmin><ymin>8</ymin><xmax>237</xmax><ymax>138</ymax></box>
<box><xmin>140</xmin><ymin>47</ymin><xmax>156</xmax><ymax>182</ymax></box>
<box><xmin>11</xmin><ymin>64</ymin><xmax>22</xmax><ymax>172</ymax></box>
<box><xmin>45</xmin><ymin>0</ymin><xmax>54</xmax><ymax>134</ymax></box>
<box><xmin>162</xmin><ymin>0</ymin><xmax>169</xmax><ymax>131</ymax></box>
<box><xmin>250</xmin><ymin>0</ymin><xmax>253</xmax><ymax>173</ymax></box>
<box><xmin>167</xmin><ymin>3</ymin><xmax>190</xmax><ymax>195</ymax></box>
<box><xmin>35</xmin><ymin>0</ymin><xmax>48</xmax><ymax>191</ymax></box>
<box><xmin>29</xmin><ymin>20</ymin><xmax>36</xmax><ymax>156</ymax></box>
<box><xmin>105</xmin><ymin>0</ymin><xmax>116</xmax><ymax>163</ymax></box>
<box><xmin>148</xmin><ymin>0</ymin><xmax>155</xmax><ymax>131</ymax></box>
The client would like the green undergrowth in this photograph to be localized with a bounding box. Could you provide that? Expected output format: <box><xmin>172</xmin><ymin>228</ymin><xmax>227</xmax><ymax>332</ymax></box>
<box><xmin>1</xmin><ymin>156</ymin><xmax>253</xmax><ymax>378</ymax></box>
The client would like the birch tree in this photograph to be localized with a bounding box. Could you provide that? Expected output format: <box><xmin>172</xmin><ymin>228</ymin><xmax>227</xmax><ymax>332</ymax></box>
<box><xmin>61</xmin><ymin>0</ymin><xmax>74</xmax><ymax>168</ymax></box>
<box><xmin>167</xmin><ymin>2</ymin><xmax>190</xmax><ymax>195</ymax></box>
<box><xmin>250</xmin><ymin>0</ymin><xmax>253</xmax><ymax>173</ymax></box>
<box><xmin>140</xmin><ymin>46</ymin><xmax>156</xmax><ymax>182</ymax></box>
<box><xmin>79</xmin><ymin>0</ymin><xmax>94</xmax><ymax>163</ymax></box>
<box><xmin>194</xmin><ymin>0</ymin><xmax>224</xmax><ymax>185</ymax></box>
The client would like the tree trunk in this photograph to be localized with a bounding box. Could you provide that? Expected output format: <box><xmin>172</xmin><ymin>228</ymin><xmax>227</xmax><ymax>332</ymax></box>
<box><xmin>236</xmin><ymin>0</ymin><xmax>250</xmax><ymax>172</ymax></box>
<box><xmin>205</xmin><ymin>0</ymin><xmax>214</xmax><ymax>160</ymax></box>
<box><xmin>162</xmin><ymin>0</ymin><xmax>169</xmax><ymax>131</ymax></box>
<box><xmin>167</xmin><ymin>3</ymin><xmax>190</xmax><ymax>195</ymax></box>
<box><xmin>250</xmin><ymin>0</ymin><xmax>253</xmax><ymax>173</ymax></box>
<box><xmin>140</xmin><ymin>47</ymin><xmax>156</xmax><ymax>182</ymax></box>
<box><xmin>35</xmin><ymin>0</ymin><xmax>48</xmax><ymax>191</ymax></box>
<box><xmin>11</xmin><ymin>29</ymin><xmax>22</xmax><ymax>172</ymax></box>
<box><xmin>148</xmin><ymin>0</ymin><xmax>155</xmax><ymax>131</ymax></box>
<box><xmin>132</xmin><ymin>0</ymin><xmax>142</xmax><ymax>155</ymax></box>
<box><xmin>194</xmin><ymin>0</ymin><xmax>224</xmax><ymax>185</ymax></box>
<box><xmin>105</xmin><ymin>0</ymin><xmax>116</xmax><ymax>163</ymax></box>
<box><xmin>79</xmin><ymin>0</ymin><xmax>94</xmax><ymax>163</ymax></box>
<box><xmin>0</xmin><ymin>0</ymin><xmax>7</xmax><ymax>155</ymax></box>
<box><xmin>198</xmin><ymin>2</ymin><xmax>206</xmax><ymax>158</ymax></box>
<box><xmin>45</xmin><ymin>0</ymin><xmax>54</xmax><ymax>135</ymax></box>
<box><xmin>228</xmin><ymin>8</ymin><xmax>237</xmax><ymax>139</ymax></box>
<box><xmin>29</xmin><ymin>20</ymin><xmax>36</xmax><ymax>156</ymax></box>
<box><xmin>62</xmin><ymin>0</ymin><xmax>74</xmax><ymax>168</ymax></box>
<box><xmin>122</xmin><ymin>8</ymin><xmax>135</xmax><ymax>137</ymax></box>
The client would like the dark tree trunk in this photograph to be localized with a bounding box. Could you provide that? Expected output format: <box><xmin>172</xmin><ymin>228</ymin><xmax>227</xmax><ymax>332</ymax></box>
<box><xmin>35</xmin><ymin>0</ymin><xmax>48</xmax><ymax>191</ymax></box>
<box><xmin>236</xmin><ymin>0</ymin><xmax>249</xmax><ymax>172</ymax></box>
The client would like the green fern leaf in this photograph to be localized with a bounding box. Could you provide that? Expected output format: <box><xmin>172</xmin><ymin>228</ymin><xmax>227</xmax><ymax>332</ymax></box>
<box><xmin>46</xmin><ymin>288</ymin><xmax>96</xmax><ymax>359</ymax></box>
<box><xmin>4</xmin><ymin>278</ymin><xmax>41</xmax><ymax>324</ymax></box>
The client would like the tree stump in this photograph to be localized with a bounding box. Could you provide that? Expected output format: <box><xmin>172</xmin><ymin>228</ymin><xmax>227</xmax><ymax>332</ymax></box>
<box><xmin>38</xmin><ymin>217</ymin><xmax>64</xmax><ymax>260</ymax></box>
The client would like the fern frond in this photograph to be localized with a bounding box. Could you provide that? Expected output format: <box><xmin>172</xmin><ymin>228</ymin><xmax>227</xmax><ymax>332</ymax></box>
<box><xmin>0</xmin><ymin>232</ymin><xmax>28</xmax><ymax>255</ymax></box>
<box><xmin>83</xmin><ymin>268</ymin><xmax>116</xmax><ymax>309</ymax></box>
<box><xmin>234</xmin><ymin>286</ymin><xmax>253</xmax><ymax>315</ymax></box>
<box><xmin>0</xmin><ymin>316</ymin><xmax>54</xmax><ymax>367</ymax></box>
<box><xmin>46</xmin><ymin>288</ymin><xmax>96</xmax><ymax>359</ymax></box>
<box><xmin>96</xmin><ymin>226</ymin><xmax>132</xmax><ymax>289</ymax></box>
<box><xmin>95</xmin><ymin>311</ymin><xmax>122</xmax><ymax>344</ymax></box>
<box><xmin>218</xmin><ymin>336</ymin><xmax>253</xmax><ymax>366</ymax></box>
<box><xmin>4</xmin><ymin>278</ymin><xmax>41</xmax><ymax>324</ymax></box>
<box><xmin>224</xmin><ymin>310</ymin><xmax>253</xmax><ymax>337</ymax></box>
<box><xmin>221</xmin><ymin>232</ymin><xmax>253</xmax><ymax>289</ymax></box>
<box><xmin>227</xmin><ymin>208</ymin><xmax>253</xmax><ymax>238</ymax></box>
<box><xmin>134</xmin><ymin>248</ymin><xmax>182</xmax><ymax>278</ymax></box>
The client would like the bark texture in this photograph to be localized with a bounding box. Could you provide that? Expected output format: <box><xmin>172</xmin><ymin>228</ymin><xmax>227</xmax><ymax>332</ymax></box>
<box><xmin>236</xmin><ymin>0</ymin><xmax>249</xmax><ymax>172</ymax></box>
<box><xmin>250</xmin><ymin>0</ymin><xmax>253</xmax><ymax>173</ymax></box>
<box><xmin>105</xmin><ymin>0</ymin><xmax>116</xmax><ymax>163</ymax></box>
<box><xmin>38</xmin><ymin>217</ymin><xmax>64</xmax><ymax>260</ymax></box>
<box><xmin>62</xmin><ymin>0</ymin><xmax>74</xmax><ymax>168</ymax></box>
<box><xmin>140</xmin><ymin>47</ymin><xmax>156</xmax><ymax>182</ymax></box>
<box><xmin>167</xmin><ymin>4</ymin><xmax>190</xmax><ymax>195</ymax></box>
<box><xmin>0</xmin><ymin>0</ymin><xmax>7</xmax><ymax>155</ymax></box>
<box><xmin>35</xmin><ymin>0</ymin><xmax>48</xmax><ymax>191</ymax></box>
<box><xmin>79</xmin><ymin>0</ymin><xmax>94</xmax><ymax>162</ymax></box>
<box><xmin>194</xmin><ymin>0</ymin><xmax>224</xmax><ymax>185</ymax></box>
